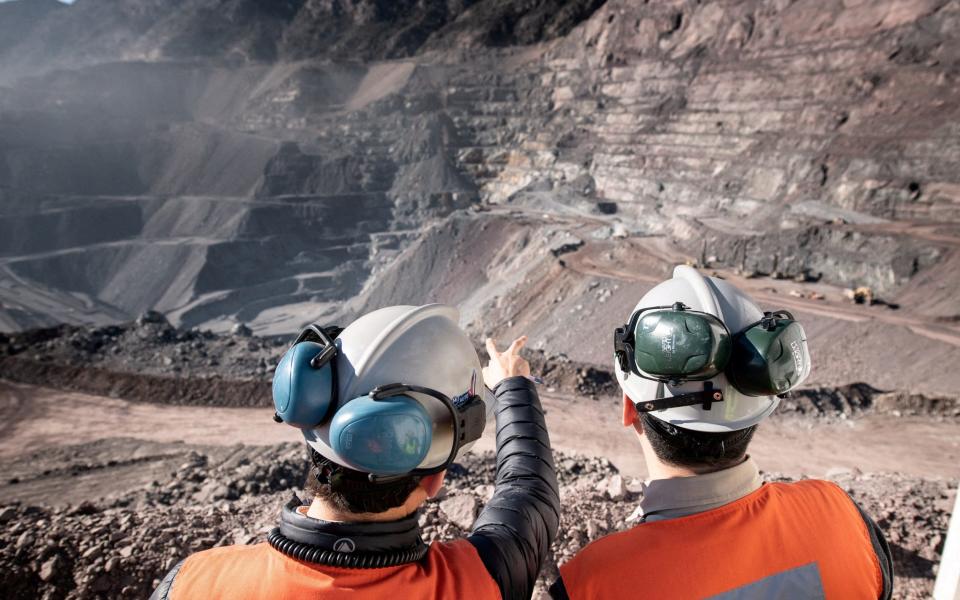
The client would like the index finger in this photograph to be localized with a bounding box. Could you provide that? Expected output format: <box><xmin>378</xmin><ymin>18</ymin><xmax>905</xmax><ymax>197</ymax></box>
<box><xmin>507</xmin><ymin>336</ymin><xmax>528</xmax><ymax>354</ymax></box>
<box><xmin>485</xmin><ymin>337</ymin><xmax>500</xmax><ymax>359</ymax></box>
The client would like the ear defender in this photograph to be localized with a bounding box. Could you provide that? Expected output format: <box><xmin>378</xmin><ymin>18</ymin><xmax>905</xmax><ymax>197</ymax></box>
<box><xmin>620</xmin><ymin>302</ymin><xmax>732</xmax><ymax>381</ymax></box>
<box><xmin>728</xmin><ymin>312</ymin><xmax>811</xmax><ymax>396</ymax></box>
<box><xmin>329</xmin><ymin>395</ymin><xmax>432</xmax><ymax>476</ymax></box>
<box><xmin>272</xmin><ymin>323</ymin><xmax>481</xmax><ymax>479</ymax></box>
<box><xmin>272</xmin><ymin>341</ymin><xmax>336</xmax><ymax>428</ymax></box>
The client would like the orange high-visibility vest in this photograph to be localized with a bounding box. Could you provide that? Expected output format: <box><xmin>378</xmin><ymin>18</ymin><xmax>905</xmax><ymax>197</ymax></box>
<box><xmin>169</xmin><ymin>538</ymin><xmax>500</xmax><ymax>600</ymax></box>
<box><xmin>559</xmin><ymin>480</ymin><xmax>883</xmax><ymax>599</ymax></box>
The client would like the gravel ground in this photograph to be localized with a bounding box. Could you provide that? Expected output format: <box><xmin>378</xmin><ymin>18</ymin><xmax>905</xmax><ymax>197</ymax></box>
<box><xmin>0</xmin><ymin>444</ymin><xmax>953</xmax><ymax>600</ymax></box>
<box><xmin>1</xmin><ymin>319</ymin><xmax>956</xmax><ymax>599</ymax></box>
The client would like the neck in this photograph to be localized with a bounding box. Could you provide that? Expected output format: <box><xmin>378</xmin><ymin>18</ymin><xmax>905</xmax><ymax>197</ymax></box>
<box><xmin>306</xmin><ymin>486</ymin><xmax>428</xmax><ymax>523</ymax></box>
<box><xmin>639</xmin><ymin>436</ymin><xmax>743</xmax><ymax>481</ymax></box>
<box><xmin>645</xmin><ymin>459</ymin><xmax>701</xmax><ymax>480</ymax></box>
<box><xmin>306</xmin><ymin>498</ymin><xmax>416</xmax><ymax>523</ymax></box>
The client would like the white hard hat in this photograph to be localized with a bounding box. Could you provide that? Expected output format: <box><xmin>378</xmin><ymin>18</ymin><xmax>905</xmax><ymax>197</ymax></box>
<box><xmin>615</xmin><ymin>266</ymin><xmax>779</xmax><ymax>432</ymax></box>
<box><xmin>303</xmin><ymin>304</ymin><xmax>490</xmax><ymax>470</ymax></box>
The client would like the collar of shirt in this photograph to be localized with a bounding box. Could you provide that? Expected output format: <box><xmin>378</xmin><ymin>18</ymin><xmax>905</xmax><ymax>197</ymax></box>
<box><xmin>636</xmin><ymin>457</ymin><xmax>762</xmax><ymax>522</ymax></box>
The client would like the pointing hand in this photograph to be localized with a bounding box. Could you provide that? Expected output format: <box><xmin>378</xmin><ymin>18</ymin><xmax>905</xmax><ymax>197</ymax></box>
<box><xmin>483</xmin><ymin>336</ymin><xmax>531</xmax><ymax>388</ymax></box>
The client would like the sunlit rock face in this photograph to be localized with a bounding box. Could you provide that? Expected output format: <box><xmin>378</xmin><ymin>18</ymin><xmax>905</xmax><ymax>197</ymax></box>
<box><xmin>0</xmin><ymin>0</ymin><xmax>957</xmax><ymax>334</ymax></box>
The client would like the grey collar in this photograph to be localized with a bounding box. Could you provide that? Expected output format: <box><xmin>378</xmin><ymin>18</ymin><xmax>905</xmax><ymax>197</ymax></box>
<box><xmin>637</xmin><ymin>457</ymin><xmax>762</xmax><ymax>522</ymax></box>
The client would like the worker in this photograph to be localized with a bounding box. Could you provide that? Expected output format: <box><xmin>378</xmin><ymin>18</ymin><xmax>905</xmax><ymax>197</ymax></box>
<box><xmin>550</xmin><ymin>266</ymin><xmax>893</xmax><ymax>599</ymax></box>
<box><xmin>151</xmin><ymin>304</ymin><xmax>559</xmax><ymax>599</ymax></box>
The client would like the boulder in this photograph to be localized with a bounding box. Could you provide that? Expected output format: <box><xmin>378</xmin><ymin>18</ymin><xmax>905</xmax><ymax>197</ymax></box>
<box><xmin>439</xmin><ymin>495</ymin><xmax>479</xmax><ymax>531</ymax></box>
<box><xmin>39</xmin><ymin>554</ymin><xmax>61</xmax><ymax>582</ymax></box>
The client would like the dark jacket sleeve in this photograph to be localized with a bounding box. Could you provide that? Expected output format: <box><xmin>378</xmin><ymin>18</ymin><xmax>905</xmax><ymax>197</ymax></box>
<box><xmin>467</xmin><ymin>376</ymin><xmax>561</xmax><ymax>600</ymax></box>
<box><xmin>149</xmin><ymin>559</ymin><xmax>185</xmax><ymax>600</ymax></box>
<box><xmin>851</xmin><ymin>498</ymin><xmax>894</xmax><ymax>600</ymax></box>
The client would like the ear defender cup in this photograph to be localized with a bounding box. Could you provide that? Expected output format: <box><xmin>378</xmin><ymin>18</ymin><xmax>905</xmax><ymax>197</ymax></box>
<box><xmin>633</xmin><ymin>309</ymin><xmax>732</xmax><ymax>379</ymax></box>
<box><xmin>729</xmin><ymin>319</ymin><xmax>811</xmax><ymax>396</ymax></box>
<box><xmin>329</xmin><ymin>395</ymin><xmax>432</xmax><ymax>476</ymax></box>
<box><xmin>272</xmin><ymin>342</ymin><xmax>335</xmax><ymax>428</ymax></box>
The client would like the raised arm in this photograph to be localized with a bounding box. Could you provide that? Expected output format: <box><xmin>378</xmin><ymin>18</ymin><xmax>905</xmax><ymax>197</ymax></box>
<box><xmin>468</xmin><ymin>338</ymin><xmax>561</xmax><ymax>600</ymax></box>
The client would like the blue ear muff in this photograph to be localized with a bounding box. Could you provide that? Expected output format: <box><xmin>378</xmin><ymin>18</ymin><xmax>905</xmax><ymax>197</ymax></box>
<box><xmin>272</xmin><ymin>341</ymin><xmax>335</xmax><ymax>428</ymax></box>
<box><xmin>329</xmin><ymin>395</ymin><xmax>432</xmax><ymax>476</ymax></box>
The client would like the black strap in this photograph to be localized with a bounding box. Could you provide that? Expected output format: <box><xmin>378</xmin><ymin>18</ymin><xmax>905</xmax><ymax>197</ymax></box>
<box><xmin>634</xmin><ymin>382</ymin><xmax>724</xmax><ymax>413</ymax></box>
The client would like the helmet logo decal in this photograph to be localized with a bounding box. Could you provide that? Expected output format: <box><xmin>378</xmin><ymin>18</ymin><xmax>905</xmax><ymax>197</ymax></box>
<box><xmin>333</xmin><ymin>538</ymin><xmax>356</xmax><ymax>553</ymax></box>
<box><xmin>452</xmin><ymin>370</ymin><xmax>477</xmax><ymax>407</ymax></box>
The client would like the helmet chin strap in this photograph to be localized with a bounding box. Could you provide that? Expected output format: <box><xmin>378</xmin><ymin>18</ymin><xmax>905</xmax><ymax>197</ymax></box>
<box><xmin>633</xmin><ymin>381</ymin><xmax>724</xmax><ymax>414</ymax></box>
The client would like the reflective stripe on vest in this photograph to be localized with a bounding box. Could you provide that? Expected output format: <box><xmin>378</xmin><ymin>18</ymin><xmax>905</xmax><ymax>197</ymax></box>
<box><xmin>169</xmin><ymin>538</ymin><xmax>501</xmax><ymax>600</ymax></box>
<box><xmin>559</xmin><ymin>480</ymin><xmax>883</xmax><ymax>599</ymax></box>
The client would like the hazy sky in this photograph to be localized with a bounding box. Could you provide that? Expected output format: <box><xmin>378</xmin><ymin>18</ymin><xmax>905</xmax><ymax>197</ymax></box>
<box><xmin>0</xmin><ymin>0</ymin><xmax>76</xmax><ymax>3</ymax></box>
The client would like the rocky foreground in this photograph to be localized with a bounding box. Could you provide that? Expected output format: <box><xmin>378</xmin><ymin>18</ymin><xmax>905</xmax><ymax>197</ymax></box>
<box><xmin>0</xmin><ymin>442</ymin><xmax>954</xmax><ymax>600</ymax></box>
<box><xmin>0</xmin><ymin>318</ymin><xmax>957</xmax><ymax>599</ymax></box>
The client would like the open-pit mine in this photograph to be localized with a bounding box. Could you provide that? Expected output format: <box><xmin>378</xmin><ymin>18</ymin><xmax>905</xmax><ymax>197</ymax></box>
<box><xmin>1</xmin><ymin>0</ymin><xmax>958</xmax><ymax>598</ymax></box>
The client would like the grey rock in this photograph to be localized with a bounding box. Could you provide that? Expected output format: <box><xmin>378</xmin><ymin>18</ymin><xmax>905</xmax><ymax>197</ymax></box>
<box><xmin>585</xmin><ymin>519</ymin><xmax>605</xmax><ymax>539</ymax></box>
<box><xmin>625</xmin><ymin>477</ymin><xmax>645</xmax><ymax>495</ymax></box>
<box><xmin>136</xmin><ymin>311</ymin><xmax>169</xmax><ymax>327</ymax></box>
<box><xmin>231</xmin><ymin>323</ymin><xmax>253</xmax><ymax>337</ymax></box>
<box><xmin>439</xmin><ymin>495</ymin><xmax>479</xmax><ymax>531</ymax></box>
<box><xmin>604</xmin><ymin>474</ymin><xmax>626</xmax><ymax>501</ymax></box>
<box><xmin>196</xmin><ymin>481</ymin><xmax>237</xmax><ymax>502</ymax></box>
<box><xmin>15</xmin><ymin>531</ymin><xmax>32</xmax><ymax>551</ymax></box>
<box><xmin>39</xmin><ymin>554</ymin><xmax>61</xmax><ymax>582</ymax></box>
<box><xmin>476</xmin><ymin>484</ymin><xmax>495</xmax><ymax>502</ymax></box>
<box><xmin>0</xmin><ymin>506</ymin><xmax>16</xmax><ymax>523</ymax></box>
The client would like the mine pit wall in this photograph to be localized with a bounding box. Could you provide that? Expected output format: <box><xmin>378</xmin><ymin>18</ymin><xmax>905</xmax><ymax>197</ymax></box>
<box><xmin>0</xmin><ymin>57</ymin><xmax>493</xmax><ymax>332</ymax></box>
<box><xmin>0</xmin><ymin>193</ymin><xmax>393</xmax><ymax>328</ymax></box>
<box><xmin>470</xmin><ymin>0</ymin><xmax>960</xmax><ymax>294</ymax></box>
<box><xmin>1</xmin><ymin>0</ymin><xmax>958</xmax><ymax>333</ymax></box>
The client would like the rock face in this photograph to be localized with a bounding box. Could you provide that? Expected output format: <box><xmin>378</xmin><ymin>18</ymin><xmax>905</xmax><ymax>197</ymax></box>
<box><xmin>0</xmin><ymin>0</ymin><xmax>957</xmax><ymax>337</ymax></box>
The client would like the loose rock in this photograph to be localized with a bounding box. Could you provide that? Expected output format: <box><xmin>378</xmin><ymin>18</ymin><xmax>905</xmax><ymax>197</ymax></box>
<box><xmin>439</xmin><ymin>495</ymin><xmax>480</xmax><ymax>531</ymax></box>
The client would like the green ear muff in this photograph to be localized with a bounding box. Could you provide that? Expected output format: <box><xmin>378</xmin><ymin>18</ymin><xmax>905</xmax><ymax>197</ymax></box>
<box><xmin>729</xmin><ymin>312</ymin><xmax>811</xmax><ymax>396</ymax></box>
<box><xmin>615</xmin><ymin>304</ymin><xmax>814</xmax><ymax>413</ymax></box>
<box><xmin>626</xmin><ymin>303</ymin><xmax>732</xmax><ymax>381</ymax></box>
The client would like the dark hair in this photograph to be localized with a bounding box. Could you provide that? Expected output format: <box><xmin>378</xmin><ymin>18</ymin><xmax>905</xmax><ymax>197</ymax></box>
<box><xmin>305</xmin><ymin>448</ymin><xmax>422</xmax><ymax>515</ymax></box>
<box><xmin>641</xmin><ymin>413</ymin><xmax>756</xmax><ymax>472</ymax></box>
